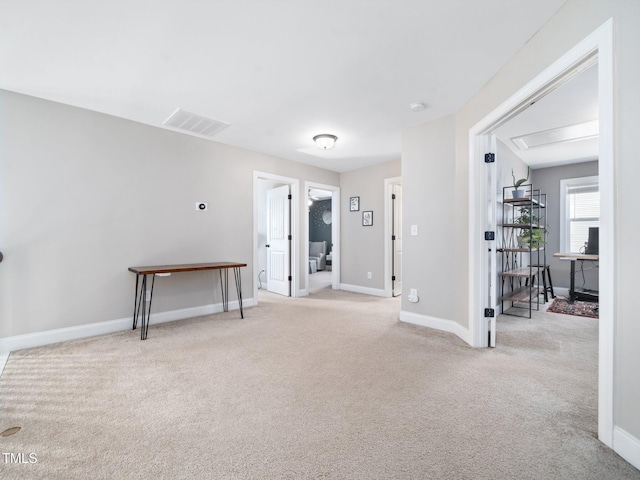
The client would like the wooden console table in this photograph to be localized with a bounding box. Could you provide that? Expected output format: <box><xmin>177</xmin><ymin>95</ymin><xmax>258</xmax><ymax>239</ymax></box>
<box><xmin>128</xmin><ymin>262</ymin><xmax>247</xmax><ymax>340</ymax></box>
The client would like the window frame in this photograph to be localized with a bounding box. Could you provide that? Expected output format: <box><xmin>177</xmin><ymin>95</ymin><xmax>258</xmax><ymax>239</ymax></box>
<box><xmin>559</xmin><ymin>175</ymin><xmax>599</xmax><ymax>254</ymax></box>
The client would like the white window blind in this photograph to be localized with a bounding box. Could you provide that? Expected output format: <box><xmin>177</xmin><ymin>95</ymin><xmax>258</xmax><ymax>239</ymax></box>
<box><xmin>560</xmin><ymin>176</ymin><xmax>599</xmax><ymax>253</ymax></box>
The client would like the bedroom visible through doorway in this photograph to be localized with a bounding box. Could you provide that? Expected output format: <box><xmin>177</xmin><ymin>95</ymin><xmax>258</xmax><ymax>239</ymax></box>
<box><xmin>305</xmin><ymin>182</ymin><xmax>340</xmax><ymax>296</ymax></box>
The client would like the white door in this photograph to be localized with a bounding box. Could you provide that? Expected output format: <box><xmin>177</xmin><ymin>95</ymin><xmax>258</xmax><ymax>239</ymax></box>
<box><xmin>267</xmin><ymin>185</ymin><xmax>291</xmax><ymax>296</ymax></box>
<box><xmin>392</xmin><ymin>184</ymin><xmax>403</xmax><ymax>297</ymax></box>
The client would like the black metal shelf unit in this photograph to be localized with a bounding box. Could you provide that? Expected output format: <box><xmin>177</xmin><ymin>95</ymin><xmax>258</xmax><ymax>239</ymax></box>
<box><xmin>499</xmin><ymin>184</ymin><xmax>547</xmax><ymax>318</ymax></box>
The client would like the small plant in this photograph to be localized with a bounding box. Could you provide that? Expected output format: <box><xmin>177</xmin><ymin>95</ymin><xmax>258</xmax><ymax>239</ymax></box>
<box><xmin>514</xmin><ymin>206</ymin><xmax>539</xmax><ymax>226</ymax></box>
<box><xmin>517</xmin><ymin>229</ymin><xmax>545</xmax><ymax>249</ymax></box>
<box><xmin>512</xmin><ymin>166</ymin><xmax>530</xmax><ymax>190</ymax></box>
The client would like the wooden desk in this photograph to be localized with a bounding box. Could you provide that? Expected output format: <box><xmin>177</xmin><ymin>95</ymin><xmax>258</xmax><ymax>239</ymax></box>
<box><xmin>128</xmin><ymin>262</ymin><xmax>247</xmax><ymax>340</ymax></box>
<box><xmin>553</xmin><ymin>253</ymin><xmax>599</xmax><ymax>303</ymax></box>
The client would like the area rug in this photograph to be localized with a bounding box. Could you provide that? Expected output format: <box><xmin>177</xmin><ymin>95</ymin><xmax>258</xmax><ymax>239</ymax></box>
<box><xmin>547</xmin><ymin>297</ymin><xmax>599</xmax><ymax>318</ymax></box>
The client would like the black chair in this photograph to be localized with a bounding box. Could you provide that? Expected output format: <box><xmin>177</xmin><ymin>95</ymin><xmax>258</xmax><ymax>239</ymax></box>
<box><xmin>528</xmin><ymin>264</ymin><xmax>555</xmax><ymax>303</ymax></box>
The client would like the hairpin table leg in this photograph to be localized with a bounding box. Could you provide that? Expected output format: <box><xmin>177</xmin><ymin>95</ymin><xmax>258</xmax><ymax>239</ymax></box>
<box><xmin>234</xmin><ymin>267</ymin><xmax>243</xmax><ymax>318</ymax></box>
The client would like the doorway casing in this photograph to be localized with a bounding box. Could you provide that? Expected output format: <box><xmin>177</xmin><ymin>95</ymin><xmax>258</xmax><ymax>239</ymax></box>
<box><xmin>468</xmin><ymin>19</ymin><xmax>613</xmax><ymax>446</ymax></box>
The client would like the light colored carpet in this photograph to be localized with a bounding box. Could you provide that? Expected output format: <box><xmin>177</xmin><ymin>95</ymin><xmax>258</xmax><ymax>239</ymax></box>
<box><xmin>308</xmin><ymin>270</ymin><xmax>332</xmax><ymax>294</ymax></box>
<box><xmin>0</xmin><ymin>289</ymin><xmax>638</xmax><ymax>479</ymax></box>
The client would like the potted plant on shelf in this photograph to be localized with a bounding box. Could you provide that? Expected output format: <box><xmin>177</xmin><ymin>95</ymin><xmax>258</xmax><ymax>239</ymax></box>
<box><xmin>514</xmin><ymin>206</ymin><xmax>538</xmax><ymax>226</ymax></box>
<box><xmin>511</xmin><ymin>166</ymin><xmax>530</xmax><ymax>198</ymax></box>
<box><xmin>517</xmin><ymin>228</ymin><xmax>546</xmax><ymax>249</ymax></box>
<box><xmin>515</xmin><ymin>207</ymin><xmax>547</xmax><ymax>249</ymax></box>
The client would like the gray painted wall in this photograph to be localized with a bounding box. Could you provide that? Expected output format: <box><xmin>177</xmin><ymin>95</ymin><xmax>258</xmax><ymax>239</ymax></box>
<box><xmin>340</xmin><ymin>160</ymin><xmax>401</xmax><ymax>290</ymax></box>
<box><xmin>401</xmin><ymin>115</ymin><xmax>456</xmax><ymax>321</ymax></box>
<box><xmin>531</xmin><ymin>161</ymin><xmax>599</xmax><ymax>291</ymax></box>
<box><xmin>0</xmin><ymin>90</ymin><xmax>339</xmax><ymax>338</ymax></box>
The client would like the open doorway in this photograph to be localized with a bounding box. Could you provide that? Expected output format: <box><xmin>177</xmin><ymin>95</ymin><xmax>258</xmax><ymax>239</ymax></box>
<box><xmin>253</xmin><ymin>171</ymin><xmax>299</xmax><ymax>302</ymax></box>
<box><xmin>307</xmin><ymin>187</ymin><xmax>332</xmax><ymax>293</ymax></box>
<box><xmin>304</xmin><ymin>181</ymin><xmax>340</xmax><ymax>296</ymax></box>
<box><xmin>492</xmin><ymin>61</ymin><xmax>599</xmax><ymax>320</ymax></box>
<box><xmin>468</xmin><ymin>20</ymin><xmax>613</xmax><ymax>446</ymax></box>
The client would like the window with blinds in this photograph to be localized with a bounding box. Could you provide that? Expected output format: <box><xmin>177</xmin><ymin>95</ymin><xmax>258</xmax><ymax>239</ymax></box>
<box><xmin>560</xmin><ymin>176</ymin><xmax>599</xmax><ymax>253</ymax></box>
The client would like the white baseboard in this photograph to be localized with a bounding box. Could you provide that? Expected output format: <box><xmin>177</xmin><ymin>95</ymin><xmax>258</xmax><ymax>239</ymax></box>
<box><xmin>553</xmin><ymin>287</ymin><xmax>570</xmax><ymax>297</ymax></box>
<box><xmin>399</xmin><ymin>310</ymin><xmax>471</xmax><ymax>345</ymax></box>
<box><xmin>340</xmin><ymin>283</ymin><xmax>387</xmax><ymax>297</ymax></box>
<box><xmin>614</xmin><ymin>426</ymin><xmax>640</xmax><ymax>471</ymax></box>
<box><xmin>0</xmin><ymin>298</ymin><xmax>255</xmax><ymax>355</ymax></box>
<box><xmin>0</xmin><ymin>351</ymin><xmax>9</xmax><ymax>377</ymax></box>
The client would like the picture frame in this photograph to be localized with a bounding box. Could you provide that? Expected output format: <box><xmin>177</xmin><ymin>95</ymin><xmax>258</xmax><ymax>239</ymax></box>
<box><xmin>350</xmin><ymin>196</ymin><xmax>360</xmax><ymax>212</ymax></box>
<box><xmin>362</xmin><ymin>211</ymin><xmax>373</xmax><ymax>226</ymax></box>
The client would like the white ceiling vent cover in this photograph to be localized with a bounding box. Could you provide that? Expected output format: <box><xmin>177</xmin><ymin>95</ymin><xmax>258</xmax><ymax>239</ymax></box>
<box><xmin>163</xmin><ymin>108</ymin><xmax>230</xmax><ymax>139</ymax></box>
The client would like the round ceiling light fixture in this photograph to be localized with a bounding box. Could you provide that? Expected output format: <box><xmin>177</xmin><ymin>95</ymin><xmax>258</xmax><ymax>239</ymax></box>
<box><xmin>313</xmin><ymin>134</ymin><xmax>338</xmax><ymax>149</ymax></box>
<box><xmin>409</xmin><ymin>102</ymin><xmax>426</xmax><ymax>112</ymax></box>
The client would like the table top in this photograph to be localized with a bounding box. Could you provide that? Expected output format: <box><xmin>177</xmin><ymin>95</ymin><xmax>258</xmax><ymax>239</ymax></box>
<box><xmin>128</xmin><ymin>262</ymin><xmax>247</xmax><ymax>275</ymax></box>
<box><xmin>553</xmin><ymin>253</ymin><xmax>599</xmax><ymax>261</ymax></box>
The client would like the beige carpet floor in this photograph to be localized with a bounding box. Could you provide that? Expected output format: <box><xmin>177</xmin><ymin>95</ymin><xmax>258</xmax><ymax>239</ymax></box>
<box><xmin>0</xmin><ymin>289</ymin><xmax>638</xmax><ymax>479</ymax></box>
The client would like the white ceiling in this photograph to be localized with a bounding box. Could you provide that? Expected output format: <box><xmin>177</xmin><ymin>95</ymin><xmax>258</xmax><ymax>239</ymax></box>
<box><xmin>493</xmin><ymin>63</ymin><xmax>599</xmax><ymax>169</ymax></box>
<box><xmin>0</xmin><ymin>0</ymin><xmax>567</xmax><ymax>172</ymax></box>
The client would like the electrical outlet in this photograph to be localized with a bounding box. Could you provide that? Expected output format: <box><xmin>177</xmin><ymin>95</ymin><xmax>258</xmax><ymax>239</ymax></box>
<box><xmin>408</xmin><ymin>288</ymin><xmax>419</xmax><ymax>303</ymax></box>
<box><xmin>411</xmin><ymin>225</ymin><xmax>418</xmax><ymax>236</ymax></box>
<box><xmin>367</xmin><ymin>272</ymin><xmax>372</xmax><ymax>279</ymax></box>
<box><xmin>145</xmin><ymin>290</ymin><xmax>151</xmax><ymax>301</ymax></box>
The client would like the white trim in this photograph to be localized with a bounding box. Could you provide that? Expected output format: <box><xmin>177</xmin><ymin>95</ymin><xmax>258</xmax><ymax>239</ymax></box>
<box><xmin>594</xmin><ymin>19</ymin><xmax>615</xmax><ymax>450</ymax></box>
<box><xmin>253</xmin><ymin>171</ymin><xmax>300</xmax><ymax>303</ymax></box>
<box><xmin>613</xmin><ymin>427</ymin><xmax>640</xmax><ymax>471</ymax></box>
<box><xmin>0</xmin><ymin>299</ymin><xmax>255</xmax><ymax>354</ymax></box>
<box><xmin>399</xmin><ymin>310</ymin><xmax>471</xmax><ymax>345</ymax></box>
<box><xmin>304</xmin><ymin>181</ymin><xmax>341</xmax><ymax>294</ymax></box>
<box><xmin>468</xmin><ymin>19</ymin><xmax>614</xmax><ymax>447</ymax></box>
<box><xmin>340</xmin><ymin>283</ymin><xmax>386</xmax><ymax>298</ymax></box>
<box><xmin>0</xmin><ymin>352</ymin><xmax>9</xmax><ymax>377</ymax></box>
<box><xmin>384</xmin><ymin>176</ymin><xmax>402</xmax><ymax>298</ymax></box>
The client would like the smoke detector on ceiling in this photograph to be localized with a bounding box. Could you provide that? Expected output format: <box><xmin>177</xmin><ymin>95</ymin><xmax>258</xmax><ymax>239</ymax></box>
<box><xmin>163</xmin><ymin>108</ymin><xmax>230</xmax><ymax>139</ymax></box>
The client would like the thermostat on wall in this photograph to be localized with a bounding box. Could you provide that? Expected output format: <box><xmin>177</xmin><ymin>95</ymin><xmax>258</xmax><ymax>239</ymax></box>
<box><xmin>196</xmin><ymin>202</ymin><xmax>208</xmax><ymax>211</ymax></box>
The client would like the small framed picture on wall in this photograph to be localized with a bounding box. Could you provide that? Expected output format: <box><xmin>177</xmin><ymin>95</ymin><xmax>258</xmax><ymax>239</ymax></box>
<box><xmin>362</xmin><ymin>211</ymin><xmax>373</xmax><ymax>226</ymax></box>
<box><xmin>350</xmin><ymin>196</ymin><xmax>360</xmax><ymax>212</ymax></box>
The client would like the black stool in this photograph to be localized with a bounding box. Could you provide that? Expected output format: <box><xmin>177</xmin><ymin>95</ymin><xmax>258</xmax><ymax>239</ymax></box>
<box><xmin>528</xmin><ymin>265</ymin><xmax>555</xmax><ymax>303</ymax></box>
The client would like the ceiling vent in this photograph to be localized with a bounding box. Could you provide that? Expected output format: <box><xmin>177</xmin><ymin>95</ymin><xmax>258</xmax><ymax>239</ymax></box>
<box><xmin>163</xmin><ymin>108</ymin><xmax>230</xmax><ymax>139</ymax></box>
<box><xmin>511</xmin><ymin>120</ymin><xmax>598</xmax><ymax>150</ymax></box>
